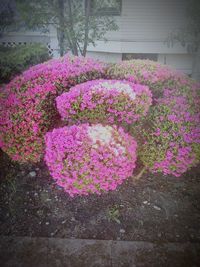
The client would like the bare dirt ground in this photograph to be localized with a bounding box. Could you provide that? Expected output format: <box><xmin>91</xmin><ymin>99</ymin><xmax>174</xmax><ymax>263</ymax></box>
<box><xmin>0</xmin><ymin>149</ymin><xmax>200</xmax><ymax>243</ymax></box>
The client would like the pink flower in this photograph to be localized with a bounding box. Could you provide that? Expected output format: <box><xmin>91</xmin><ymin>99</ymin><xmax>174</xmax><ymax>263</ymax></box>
<box><xmin>44</xmin><ymin>124</ymin><xmax>137</xmax><ymax>197</ymax></box>
<box><xmin>56</xmin><ymin>79</ymin><xmax>152</xmax><ymax>125</ymax></box>
<box><xmin>0</xmin><ymin>55</ymin><xmax>105</xmax><ymax>163</ymax></box>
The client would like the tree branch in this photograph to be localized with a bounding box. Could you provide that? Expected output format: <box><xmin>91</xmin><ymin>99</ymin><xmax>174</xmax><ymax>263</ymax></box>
<box><xmin>132</xmin><ymin>166</ymin><xmax>147</xmax><ymax>181</ymax></box>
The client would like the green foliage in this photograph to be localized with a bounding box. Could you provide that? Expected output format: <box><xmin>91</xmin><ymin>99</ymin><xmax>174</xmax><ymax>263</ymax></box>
<box><xmin>0</xmin><ymin>43</ymin><xmax>50</xmax><ymax>83</ymax></box>
<box><xmin>15</xmin><ymin>0</ymin><xmax>118</xmax><ymax>56</ymax></box>
<box><xmin>166</xmin><ymin>0</ymin><xmax>200</xmax><ymax>52</ymax></box>
<box><xmin>107</xmin><ymin>205</ymin><xmax>121</xmax><ymax>224</ymax></box>
<box><xmin>0</xmin><ymin>0</ymin><xmax>16</xmax><ymax>35</ymax></box>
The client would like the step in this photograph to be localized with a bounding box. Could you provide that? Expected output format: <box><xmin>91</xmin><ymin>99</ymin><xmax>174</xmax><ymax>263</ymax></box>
<box><xmin>0</xmin><ymin>236</ymin><xmax>200</xmax><ymax>267</ymax></box>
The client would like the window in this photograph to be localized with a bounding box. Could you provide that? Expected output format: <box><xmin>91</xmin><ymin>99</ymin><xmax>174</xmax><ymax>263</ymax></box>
<box><xmin>89</xmin><ymin>0</ymin><xmax>121</xmax><ymax>16</ymax></box>
<box><xmin>122</xmin><ymin>53</ymin><xmax>158</xmax><ymax>62</ymax></box>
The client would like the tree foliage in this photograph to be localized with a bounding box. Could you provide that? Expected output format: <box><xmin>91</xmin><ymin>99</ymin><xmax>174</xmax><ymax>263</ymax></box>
<box><xmin>0</xmin><ymin>0</ymin><xmax>16</xmax><ymax>35</ymax></box>
<box><xmin>16</xmin><ymin>0</ymin><xmax>118</xmax><ymax>56</ymax></box>
<box><xmin>166</xmin><ymin>0</ymin><xmax>200</xmax><ymax>52</ymax></box>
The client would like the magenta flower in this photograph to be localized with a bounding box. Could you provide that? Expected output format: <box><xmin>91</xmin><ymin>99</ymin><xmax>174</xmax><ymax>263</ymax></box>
<box><xmin>0</xmin><ymin>55</ymin><xmax>105</xmax><ymax>163</ymax></box>
<box><xmin>56</xmin><ymin>79</ymin><xmax>152</xmax><ymax>125</ymax></box>
<box><xmin>44</xmin><ymin>124</ymin><xmax>137</xmax><ymax>196</ymax></box>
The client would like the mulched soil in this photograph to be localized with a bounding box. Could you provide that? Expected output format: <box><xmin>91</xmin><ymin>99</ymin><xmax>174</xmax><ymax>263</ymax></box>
<box><xmin>0</xmin><ymin>149</ymin><xmax>200</xmax><ymax>242</ymax></box>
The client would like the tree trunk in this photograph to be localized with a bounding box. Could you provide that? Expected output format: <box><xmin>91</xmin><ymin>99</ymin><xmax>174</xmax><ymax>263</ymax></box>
<box><xmin>82</xmin><ymin>0</ymin><xmax>90</xmax><ymax>57</ymax></box>
<box><xmin>58</xmin><ymin>0</ymin><xmax>65</xmax><ymax>56</ymax></box>
<box><xmin>192</xmin><ymin>44</ymin><xmax>200</xmax><ymax>82</ymax></box>
<box><xmin>67</xmin><ymin>0</ymin><xmax>78</xmax><ymax>56</ymax></box>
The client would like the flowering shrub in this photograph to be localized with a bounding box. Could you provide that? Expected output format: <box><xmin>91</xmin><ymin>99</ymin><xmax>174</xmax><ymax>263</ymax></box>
<box><xmin>45</xmin><ymin>124</ymin><xmax>137</xmax><ymax>196</ymax></box>
<box><xmin>105</xmin><ymin>59</ymin><xmax>200</xmax><ymax>177</ymax></box>
<box><xmin>105</xmin><ymin>59</ymin><xmax>194</xmax><ymax>98</ymax></box>
<box><xmin>56</xmin><ymin>79</ymin><xmax>152</xmax><ymax>124</ymax></box>
<box><xmin>0</xmin><ymin>55</ymin><xmax>105</xmax><ymax>163</ymax></box>
<box><xmin>1</xmin><ymin>53</ymin><xmax>200</xmax><ymax>180</ymax></box>
<box><xmin>139</xmin><ymin>89</ymin><xmax>200</xmax><ymax>177</ymax></box>
<box><xmin>0</xmin><ymin>44</ymin><xmax>50</xmax><ymax>83</ymax></box>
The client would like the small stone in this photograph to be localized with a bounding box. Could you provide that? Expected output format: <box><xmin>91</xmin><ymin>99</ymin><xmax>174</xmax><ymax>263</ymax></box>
<box><xmin>29</xmin><ymin>171</ymin><xmax>36</xmax><ymax>177</ymax></box>
<box><xmin>36</xmin><ymin>168</ymin><xmax>40</xmax><ymax>171</ymax></box>
<box><xmin>143</xmin><ymin>201</ymin><xmax>148</xmax><ymax>204</ymax></box>
<box><xmin>34</xmin><ymin>192</ymin><xmax>38</xmax><ymax>197</ymax></box>
<box><xmin>119</xmin><ymin>229</ymin><xmax>125</xmax><ymax>234</ymax></box>
<box><xmin>71</xmin><ymin>217</ymin><xmax>76</xmax><ymax>222</ymax></box>
<box><xmin>139</xmin><ymin>220</ymin><xmax>144</xmax><ymax>226</ymax></box>
<box><xmin>61</xmin><ymin>220</ymin><xmax>67</xmax><ymax>224</ymax></box>
<box><xmin>24</xmin><ymin>209</ymin><xmax>27</xmax><ymax>213</ymax></box>
<box><xmin>45</xmin><ymin>222</ymin><xmax>50</xmax><ymax>225</ymax></box>
<box><xmin>158</xmin><ymin>232</ymin><xmax>162</xmax><ymax>237</ymax></box>
<box><xmin>153</xmin><ymin>205</ymin><xmax>161</xmax><ymax>211</ymax></box>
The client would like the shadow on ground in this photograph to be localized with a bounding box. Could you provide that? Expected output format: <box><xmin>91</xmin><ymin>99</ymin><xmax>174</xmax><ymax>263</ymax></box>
<box><xmin>0</xmin><ymin>150</ymin><xmax>200</xmax><ymax>266</ymax></box>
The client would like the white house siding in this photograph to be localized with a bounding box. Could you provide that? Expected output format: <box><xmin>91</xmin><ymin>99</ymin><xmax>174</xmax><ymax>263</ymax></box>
<box><xmin>0</xmin><ymin>0</ymin><xmax>196</xmax><ymax>75</ymax></box>
<box><xmin>88</xmin><ymin>0</ymin><xmax>195</xmax><ymax>75</ymax></box>
<box><xmin>158</xmin><ymin>54</ymin><xmax>194</xmax><ymax>75</ymax></box>
<box><xmin>120</xmin><ymin>0</ymin><xmax>186</xmax><ymax>42</ymax></box>
<box><xmin>0</xmin><ymin>25</ymin><xmax>59</xmax><ymax>58</ymax></box>
<box><xmin>87</xmin><ymin>51</ymin><xmax>122</xmax><ymax>63</ymax></box>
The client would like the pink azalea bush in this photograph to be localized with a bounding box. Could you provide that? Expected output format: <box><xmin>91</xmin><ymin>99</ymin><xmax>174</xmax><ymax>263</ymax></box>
<box><xmin>1</xmin><ymin>54</ymin><xmax>199</xmax><ymax>180</ymax></box>
<box><xmin>44</xmin><ymin>124</ymin><xmax>137</xmax><ymax>196</ymax></box>
<box><xmin>0</xmin><ymin>55</ymin><xmax>105</xmax><ymax>163</ymax></box>
<box><xmin>139</xmin><ymin>88</ymin><xmax>200</xmax><ymax>177</ymax></box>
<box><xmin>106</xmin><ymin>59</ymin><xmax>200</xmax><ymax>177</ymax></box>
<box><xmin>56</xmin><ymin>79</ymin><xmax>152</xmax><ymax>124</ymax></box>
<box><xmin>105</xmin><ymin>59</ymin><xmax>193</xmax><ymax>98</ymax></box>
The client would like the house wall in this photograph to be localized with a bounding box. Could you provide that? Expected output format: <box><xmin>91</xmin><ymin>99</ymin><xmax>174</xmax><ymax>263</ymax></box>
<box><xmin>158</xmin><ymin>54</ymin><xmax>194</xmax><ymax>74</ymax></box>
<box><xmin>87</xmin><ymin>0</ymin><xmax>195</xmax><ymax>75</ymax></box>
<box><xmin>0</xmin><ymin>25</ymin><xmax>59</xmax><ymax>58</ymax></box>
<box><xmin>119</xmin><ymin>0</ymin><xmax>186</xmax><ymax>42</ymax></box>
<box><xmin>87</xmin><ymin>51</ymin><xmax>122</xmax><ymax>63</ymax></box>
<box><xmin>0</xmin><ymin>0</ymin><xmax>196</xmax><ymax>76</ymax></box>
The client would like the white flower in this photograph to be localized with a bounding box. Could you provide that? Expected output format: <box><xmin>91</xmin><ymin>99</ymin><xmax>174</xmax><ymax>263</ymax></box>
<box><xmin>88</xmin><ymin>124</ymin><xmax>112</xmax><ymax>145</ymax></box>
<box><xmin>92</xmin><ymin>80</ymin><xmax>136</xmax><ymax>100</ymax></box>
<box><xmin>87</xmin><ymin>124</ymin><xmax>125</xmax><ymax>155</ymax></box>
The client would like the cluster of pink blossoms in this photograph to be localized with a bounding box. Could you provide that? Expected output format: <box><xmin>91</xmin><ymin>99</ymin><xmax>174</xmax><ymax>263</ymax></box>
<box><xmin>45</xmin><ymin>124</ymin><xmax>137</xmax><ymax>196</ymax></box>
<box><xmin>140</xmin><ymin>88</ymin><xmax>200</xmax><ymax>177</ymax></box>
<box><xmin>106</xmin><ymin>59</ymin><xmax>200</xmax><ymax>177</ymax></box>
<box><xmin>56</xmin><ymin>79</ymin><xmax>152</xmax><ymax>124</ymax></box>
<box><xmin>106</xmin><ymin>59</ymin><xmax>192</xmax><ymax>98</ymax></box>
<box><xmin>1</xmin><ymin>54</ymin><xmax>200</xmax><ymax>182</ymax></box>
<box><xmin>0</xmin><ymin>55</ymin><xmax>105</xmax><ymax>162</ymax></box>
